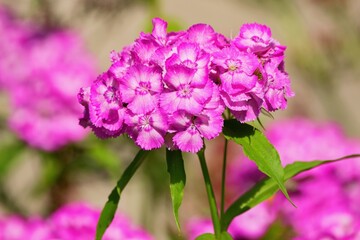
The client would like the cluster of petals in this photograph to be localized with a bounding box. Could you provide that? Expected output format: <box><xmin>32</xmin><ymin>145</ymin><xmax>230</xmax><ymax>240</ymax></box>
<box><xmin>188</xmin><ymin>118</ymin><xmax>360</xmax><ymax>239</ymax></box>
<box><xmin>0</xmin><ymin>6</ymin><xmax>97</xmax><ymax>151</ymax></box>
<box><xmin>79</xmin><ymin>18</ymin><xmax>293</xmax><ymax>153</ymax></box>
<box><xmin>0</xmin><ymin>6</ymin><xmax>33</xmax><ymax>90</ymax></box>
<box><xmin>267</xmin><ymin>118</ymin><xmax>360</xmax><ymax>239</ymax></box>
<box><xmin>0</xmin><ymin>203</ymin><xmax>152</xmax><ymax>240</ymax></box>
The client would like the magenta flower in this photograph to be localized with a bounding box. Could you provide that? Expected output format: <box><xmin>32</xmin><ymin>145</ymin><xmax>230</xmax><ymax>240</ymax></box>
<box><xmin>212</xmin><ymin>45</ymin><xmax>264</xmax><ymax>122</ymax></box>
<box><xmin>262</xmin><ymin>57</ymin><xmax>294</xmax><ymax>111</ymax></box>
<box><xmin>186</xmin><ymin>219</ymin><xmax>214</xmax><ymax>240</ymax></box>
<box><xmin>234</xmin><ymin>23</ymin><xmax>286</xmax><ymax>58</ymax></box>
<box><xmin>0</xmin><ymin>216</ymin><xmax>50</xmax><ymax>240</ymax></box>
<box><xmin>78</xmin><ymin>18</ymin><xmax>293</xmax><ymax>152</ymax></box>
<box><xmin>166</xmin><ymin>42</ymin><xmax>210</xmax><ymax>81</ymax></box>
<box><xmin>120</xmin><ymin>64</ymin><xmax>163</xmax><ymax>114</ymax></box>
<box><xmin>7</xmin><ymin>30</ymin><xmax>96</xmax><ymax>151</ymax></box>
<box><xmin>185</xmin><ymin>203</ymin><xmax>275</xmax><ymax>240</ymax></box>
<box><xmin>186</xmin><ymin>23</ymin><xmax>228</xmax><ymax>53</ymax></box>
<box><xmin>48</xmin><ymin>203</ymin><xmax>153</xmax><ymax>240</ymax></box>
<box><xmin>86</xmin><ymin>71</ymin><xmax>125</xmax><ymax>137</ymax></box>
<box><xmin>212</xmin><ymin>45</ymin><xmax>260</xmax><ymax>93</ymax></box>
<box><xmin>160</xmin><ymin>65</ymin><xmax>212</xmax><ymax>115</ymax></box>
<box><xmin>168</xmin><ymin>83</ymin><xmax>224</xmax><ymax>153</ymax></box>
<box><xmin>228</xmin><ymin>203</ymin><xmax>276</xmax><ymax>239</ymax></box>
<box><xmin>125</xmin><ymin>108</ymin><xmax>168</xmax><ymax>150</ymax></box>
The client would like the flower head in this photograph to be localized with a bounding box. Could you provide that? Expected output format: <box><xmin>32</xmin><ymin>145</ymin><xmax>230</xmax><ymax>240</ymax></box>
<box><xmin>78</xmin><ymin>18</ymin><xmax>292</xmax><ymax>152</ymax></box>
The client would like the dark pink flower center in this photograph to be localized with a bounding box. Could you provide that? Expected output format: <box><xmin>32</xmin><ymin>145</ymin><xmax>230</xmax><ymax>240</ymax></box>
<box><xmin>177</xmin><ymin>84</ymin><xmax>193</xmax><ymax>98</ymax></box>
<box><xmin>187</xmin><ymin>124</ymin><xmax>197</xmax><ymax>134</ymax></box>
<box><xmin>251</xmin><ymin>35</ymin><xmax>264</xmax><ymax>43</ymax></box>
<box><xmin>139</xmin><ymin>115</ymin><xmax>153</xmax><ymax>131</ymax></box>
<box><xmin>136</xmin><ymin>81</ymin><xmax>151</xmax><ymax>95</ymax></box>
<box><xmin>226</xmin><ymin>59</ymin><xmax>242</xmax><ymax>72</ymax></box>
<box><xmin>104</xmin><ymin>86</ymin><xmax>120</xmax><ymax>103</ymax></box>
<box><xmin>182</xmin><ymin>60</ymin><xmax>197</xmax><ymax>69</ymax></box>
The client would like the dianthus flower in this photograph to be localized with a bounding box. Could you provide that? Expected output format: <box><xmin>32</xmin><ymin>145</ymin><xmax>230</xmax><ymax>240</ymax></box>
<box><xmin>224</xmin><ymin>118</ymin><xmax>360</xmax><ymax>239</ymax></box>
<box><xmin>186</xmin><ymin>202</ymin><xmax>275</xmax><ymax>240</ymax></box>
<box><xmin>78</xmin><ymin>18</ymin><xmax>293</xmax><ymax>152</ymax></box>
<box><xmin>0</xmin><ymin>6</ymin><xmax>33</xmax><ymax>90</ymax></box>
<box><xmin>8</xmin><ymin>30</ymin><xmax>96</xmax><ymax>151</ymax></box>
<box><xmin>234</xmin><ymin>23</ymin><xmax>286</xmax><ymax>59</ymax></box>
<box><xmin>49</xmin><ymin>203</ymin><xmax>153</xmax><ymax>240</ymax></box>
<box><xmin>0</xmin><ymin>216</ymin><xmax>50</xmax><ymax>240</ymax></box>
<box><xmin>0</xmin><ymin>203</ymin><xmax>153</xmax><ymax>240</ymax></box>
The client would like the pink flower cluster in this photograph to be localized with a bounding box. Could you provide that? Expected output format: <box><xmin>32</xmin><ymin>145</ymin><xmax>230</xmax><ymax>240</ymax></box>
<box><xmin>267</xmin><ymin>118</ymin><xmax>360</xmax><ymax>240</ymax></box>
<box><xmin>0</xmin><ymin>6</ymin><xmax>97</xmax><ymax>151</ymax></box>
<box><xmin>79</xmin><ymin>18</ymin><xmax>293</xmax><ymax>153</ymax></box>
<box><xmin>0</xmin><ymin>203</ymin><xmax>152</xmax><ymax>240</ymax></box>
<box><xmin>187</xmin><ymin>118</ymin><xmax>360</xmax><ymax>239</ymax></box>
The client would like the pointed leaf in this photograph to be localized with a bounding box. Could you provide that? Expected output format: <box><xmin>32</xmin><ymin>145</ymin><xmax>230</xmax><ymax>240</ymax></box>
<box><xmin>166</xmin><ymin>149</ymin><xmax>186</xmax><ymax>230</ymax></box>
<box><xmin>195</xmin><ymin>232</ymin><xmax>233</xmax><ymax>240</ymax></box>
<box><xmin>222</xmin><ymin>154</ymin><xmax>360</xmax><ymax>230</ymax></box>
<box><xmin>195</xmin><ymin>233</ymin><xmax>216</xmax><ymax>240</ymax></box>
<box><xmin>96</xmin><ymin>150</ymin><xmax>149</xmax><ymax>240</ymax></box>
<box><xmin>223</xmin><ymin>120</ymin><xmax>293</xmax><ymax>205</ymax></box>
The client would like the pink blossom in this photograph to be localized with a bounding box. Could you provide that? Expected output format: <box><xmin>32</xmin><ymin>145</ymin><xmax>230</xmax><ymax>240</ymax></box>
<box><xmin>0</xmin><ymin>7</ymin><xmax>33</xmax><ymax>90</ymax></box>
<box><xmin>185</xmin><ymin>203</ymin><xmax>275</xmax><ymax>239</ymax></box>
<box><xmin>228</xmin><ymin>203</ymin><xmax>276</xmax><ymax>239</ymax></box>
<box><xmin>84</xmin><ymin>71</ymin><xmax>125</xmax><ymax>138</ymax></box>
<box><xmin>166</xmin><ymin>42</ymin><xmax>210</xmax><ymax>81</ymax></box>
<box><xmin>262</xmin><ymin>57</ymin><xmax>294</xmax><ymax>111</ymax></box>
<box><xmin>186</xmin><ymin>219</ymin><xmax>214</xmax><ymax>240</ymax></box>
<box><xmin>125</xmin><ymin>108</ymin><xmax>168</xmax><ymax>150</ymax></box>
<box><xmin>234</xmin><ymin>23</ymin><xmax>286</xmax><ymax>58</ymax></box>
<box><xmin>7</xmin><ymin>30</ymin><xmax>96</xmax><ymax>151</ymax></box>
<box><xmin>49</xmin><ymin>203</ymin><xmax>153</xmax><ymax>240</ymax></box>
<box><xmin>160</xmin><ymin>65</ymin><xmax>212</xmax><ymax>115</ymax></box>
<box><xmin>225</xmin><ymin>118</ymin><xmax>360</xmax><ymax>238</ymax></box>
<box><xmin>168</xmin><ymin>83</ymin><xmax>224</xmax><ymax>153</ymax></box>
<box><xmin>0</xmin><ymin>216</ymin><xmax>51</xmax><ymax>240</ymax></box>
<box><xmin>78</xmin><ymin>18</ymin><xmax>293</xmax><ymax>151</ymax></box>
<box><xmin>120</xmin><ymin>64</ymin><xmax>162</xmax><ymax>114</ymax></box>
<box><xmin>211</xmin><ymin>45</ymin><xmax>265</xmax><ymax>122</ymax></box>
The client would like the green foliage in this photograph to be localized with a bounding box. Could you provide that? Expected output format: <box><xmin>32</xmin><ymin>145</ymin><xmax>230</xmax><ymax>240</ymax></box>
<box><xmin>195</xmin><ymin>232</ymin><xmax>233</xmax><ymax>240</ymax></box>
<box><xmin>222</xmin><ymin>120</ymin><xmax>293</xmax><ymax>207</ymax></box>
<box><xmin>166</xmin><ymin>149</ymin><xmax>186</xmax><ymax>230</ymax></box>
<box><xmin>221</xmin><ymin>154</ymin><xmax>360</xmax><ymax>230</ymax></box>
<box><xmin>96</xmin><ymin>150</ymin><xmax>149</xmax><ymax>240</ymax></box>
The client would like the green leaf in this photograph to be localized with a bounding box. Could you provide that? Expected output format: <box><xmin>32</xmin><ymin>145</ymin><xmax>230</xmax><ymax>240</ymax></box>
<box><xmin>195</xmin><ymin>233</ymin><xmax>216</xmax><ymax>240</ymax></box>
<box><xmin>96</xmin><ymin>150</ymin><xmax>149</xmax><ymax>240</ymax></box>
<box><xmin>222</xmin><ymin>154</ymin><xmax>360</xmax><ymax>230</ymax></box>
<box><xmin>195</xmin><ymin>232</ymin><xmax>233</xmax><ymax>240</ymax></box>
<box><xmin>220</xmin><ymin>232</ymin><xmax>233</xmax><ymax>240</ymax></box>
<box><xmin>222</xmin><ymin>120</ymin><xmax>293</xmax><ymax>205</ymax></box>
<box><xmin>166</xmin><ymin>149</ymin><xmax>186</xmax><ymax>231</ymax></box>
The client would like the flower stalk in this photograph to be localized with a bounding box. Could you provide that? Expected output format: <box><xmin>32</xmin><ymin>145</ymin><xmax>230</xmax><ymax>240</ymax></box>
<box><xmin>197</xmin><ymin>148</ymin><xmax>221</xmax><ymax>238</ymax></box>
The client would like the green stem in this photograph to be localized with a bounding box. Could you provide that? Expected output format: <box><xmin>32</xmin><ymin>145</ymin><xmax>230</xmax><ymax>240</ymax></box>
<box><xmin>220</xmin><ymin>138</ymin><xmax>228</xmax><ymax>223</ymax></box>
<box><xmin>197</xmin><ymin>148</ymin><xmax>221</xmax><ymax>238</ymax></box>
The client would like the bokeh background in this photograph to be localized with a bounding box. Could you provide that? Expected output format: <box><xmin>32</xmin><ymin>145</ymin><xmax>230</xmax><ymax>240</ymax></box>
<box><xmin>1</xmin><ymin>0</ymin><xmax>360</xmax><ymax>239</ymax></box>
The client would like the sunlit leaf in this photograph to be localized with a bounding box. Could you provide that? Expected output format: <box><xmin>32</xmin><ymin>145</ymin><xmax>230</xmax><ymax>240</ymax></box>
<box><xmin>195</xmin><ymin>232</ymin><xmax>233</xmax><ymax>240</ymax></box>
<box><xmin>195</xmin><ymin>233</ymin><xmax>216</xmax><ymax>240</ymax></box>
<box><xmin>96</xmin><ymin>150</ymin><xmax>149</xmax><ymax>240</ymax></box>
<box><xmin>221</xmin><ymin>154</ymin><xmax>360</xmax><ymax>230</ymax></box>
<box><xmin>222</xmin><ymin>120</ymin><xmax>293</xmax><ymax>205</ymax></box>
<box><xmin>166</xmin><ymin>149</ymin><xmax>186</xmax><ymax>231</ymax></box>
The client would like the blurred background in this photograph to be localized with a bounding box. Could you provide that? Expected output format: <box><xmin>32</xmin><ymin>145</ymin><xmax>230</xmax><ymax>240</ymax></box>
<box><xmin>0</xmin><ymin>0</ymin><xmax>360</xmax><ymax>239</ymax></box>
